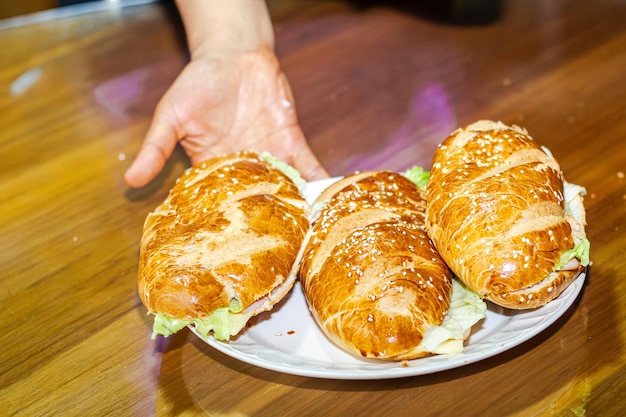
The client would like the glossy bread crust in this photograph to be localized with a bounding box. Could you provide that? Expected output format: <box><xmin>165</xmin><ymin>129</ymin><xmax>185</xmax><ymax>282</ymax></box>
<box><xmin>300</xmin><ymin>171</ymin><xmax>453</xmax><ymax>360</ymax></box>
<box><xmin>426</xmin><ymin>121</ymin><xmax>584</xmax><ymax>309</ymax></box>
<box><xmin>137</xmin><ymin>151</ymin><xmax>310</xmax><ymax>320</ymax></box>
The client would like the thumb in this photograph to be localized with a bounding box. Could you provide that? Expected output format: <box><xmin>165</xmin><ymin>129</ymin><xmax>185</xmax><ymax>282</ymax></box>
<box><xmin>277</xmin><ymin>74</ymin><xmax>329</xmax><ymax>181</ymax></box>
<box><xmin>124</xmin><ymin>117</ymin><xmax>180</xmax><ymax>188</ymax></box>
<box><xmin>290</xmin><ymin>144</ymin><xmax>329</xmax><ymax>182</ymax></box>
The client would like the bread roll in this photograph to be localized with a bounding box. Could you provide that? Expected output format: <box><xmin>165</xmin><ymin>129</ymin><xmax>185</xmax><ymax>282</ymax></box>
<box><xmin>137</xmin><ymin>151</ymin><xmax>310</xmax><ymax>339</ymax></box>
<box><xmin>300</xmin><ymin>171</ymin><xmax>454</xmax><ymax>360</ymax></box>
<box><xmin>426</xmin><ymin>120</ymin><xmax>588</xmax><ymax>309</ymax></box>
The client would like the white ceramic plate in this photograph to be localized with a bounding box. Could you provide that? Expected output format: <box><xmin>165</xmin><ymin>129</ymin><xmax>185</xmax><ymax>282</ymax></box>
<box><xmin>190</xmin><ymin>178</ymin><xmax>586</xmax><ymax>380</ymax></box>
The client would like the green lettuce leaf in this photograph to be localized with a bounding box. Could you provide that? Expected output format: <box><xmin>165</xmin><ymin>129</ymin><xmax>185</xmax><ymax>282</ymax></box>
<box><xmin>420</xmin><ymin>279</ymin><xmax>487</xmax><ymax>354</ymax></box>
<box><xmin>152</xmin><ymin>314</ymin><xmax>190</xmax><ymax>339</ymax></box>
<box><xmin>151</xmin><ymin>299</ymin><xmax>252</xmax><ymax>341</ymax></box>
<box><xmin>563</xmin><ymin>182</ymin><xmax>587</xmax><ymax>216</ymax></box>
<box><xmin>402</xmin><ymin>166</ymin><xmax>430</xmax><ymax>190</ymax></box>
<box><xmin>260</xmin><ymin>151</ymin><xmax>307</xmax><ymax>194</ymax></box>
<box><xmin>557</xmin><ymin>181</ymin><xmax>590</xmax><ymax>269</ymax></box>
<box><xmin>556</xmin><ymin>237</ymin><xmax>591</xmax><ymax>269</ymax></box>
<box><xmin>193</xmin><ymin>307</ymin><xmax>253</xmax><ymax>341</ymax></box>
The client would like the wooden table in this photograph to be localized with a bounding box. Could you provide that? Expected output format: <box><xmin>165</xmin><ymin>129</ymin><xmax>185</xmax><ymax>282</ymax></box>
<box><xmin>2</xmin><ymin>0</ymin><xmax>625</xmax><ymax>415</ymax></box>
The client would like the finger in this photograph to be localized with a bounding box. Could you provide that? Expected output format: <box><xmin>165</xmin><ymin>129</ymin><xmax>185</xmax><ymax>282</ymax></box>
<box><xmin>124</xmin><ymin>118</ymin><xmax>179</xmax><ymax>188</ymax></box>
<box><xmin>279</xmin><ymin>72</ymin><xmax>296</xmax><ymax>111</ymax></box>
<box><xmin>291</xmin><ymin>145</ymin><xmax>329</xmax><ymax>181</ymax></box>
<box><xmin>277</xmin><ymin>75</ymin><xmax>329</xmax><ymax>181</ymax></box>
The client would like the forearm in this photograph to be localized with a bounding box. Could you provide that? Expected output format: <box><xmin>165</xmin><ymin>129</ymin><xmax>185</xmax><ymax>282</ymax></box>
<box><xmin>175</xmin><ymin>0</ymin><xmax>275</xmax><ymax>58</ymax></box>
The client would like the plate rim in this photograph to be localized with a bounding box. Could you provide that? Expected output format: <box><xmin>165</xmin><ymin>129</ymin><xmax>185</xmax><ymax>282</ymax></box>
<box><xmin>191</xmin><ymin>273</ymin><xmax>585</xmax><ymax>380</ymax></box>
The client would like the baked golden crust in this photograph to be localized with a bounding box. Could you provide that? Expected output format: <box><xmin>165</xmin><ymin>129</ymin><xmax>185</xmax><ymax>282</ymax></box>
<box><xmin>300</xmin><ymin>171</ymin><xmax>453</xmax><ymax>360</ymax></box>
<box><xmin>426</xmin><ymin>120</ymin><xmax>584</xmax><ymax>309</ymax></box>
<box><xmin>137</xmin><ymin>151</ymin><xmax>310</xmax><ymax>321</ymax></box>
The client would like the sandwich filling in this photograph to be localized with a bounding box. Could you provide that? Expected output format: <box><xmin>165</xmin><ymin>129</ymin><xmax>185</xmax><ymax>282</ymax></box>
<box><xmin>152</xmin><ymin>299</ymin><xmax>251</xmax><ymax>340</ymax></box>
<box><xmin>404</xmin><ymin>167</ymin><xmax>487</xmax><ymax>353</ymax></box>
<box><xmin>541</xmin><ymin>147</ymin><xmax>590</xmax><ymax>271</ymax></box>
<box><xmin>419</xmin><ymin>278</ymin><xmax>487</xmax><ymax>354</ymax></box>
<box><xmin>260</xmin><ymin>151</ymin><xmax>307</xmax><ymax>194</ymax></box>
<box><xmin>557</xmin><ymin>180</ymin><xmax>590</xmax><ymax>269</ymax></box>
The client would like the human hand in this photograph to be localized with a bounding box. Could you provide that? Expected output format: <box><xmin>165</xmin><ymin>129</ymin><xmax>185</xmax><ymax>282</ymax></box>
<box><xmin>124</xmin><ymin>49</ymin><xmax>328</xmax><ymax>188</ymax></box>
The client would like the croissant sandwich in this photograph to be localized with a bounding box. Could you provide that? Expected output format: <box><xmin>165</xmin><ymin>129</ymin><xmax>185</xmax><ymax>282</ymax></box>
<box><xmin>300</xmin><ymin>169</ymin><xmax>486</xmax><ymax>360</ymax></box>
<box><xmin>137</xmin><ymin>151</ymin><xmax>310</xmax><ymax>340</ymax></box>
<box><xmin>426</xmin><ymin>120</ymin><xmax>590</xmax><ymax>309</ymax></box>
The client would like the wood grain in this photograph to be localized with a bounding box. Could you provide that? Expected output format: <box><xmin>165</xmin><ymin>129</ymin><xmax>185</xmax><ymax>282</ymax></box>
<box><xmin>1</xmin><ymin>1</ymin><xmax>625</xmax><ymax>415</ymax></box>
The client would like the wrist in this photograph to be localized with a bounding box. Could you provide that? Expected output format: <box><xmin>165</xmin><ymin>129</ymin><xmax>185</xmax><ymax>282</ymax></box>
<box><xmin>175</xmin><ymin>0</ymin><xmax>275</xmax><ymax>58</ymax></box>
